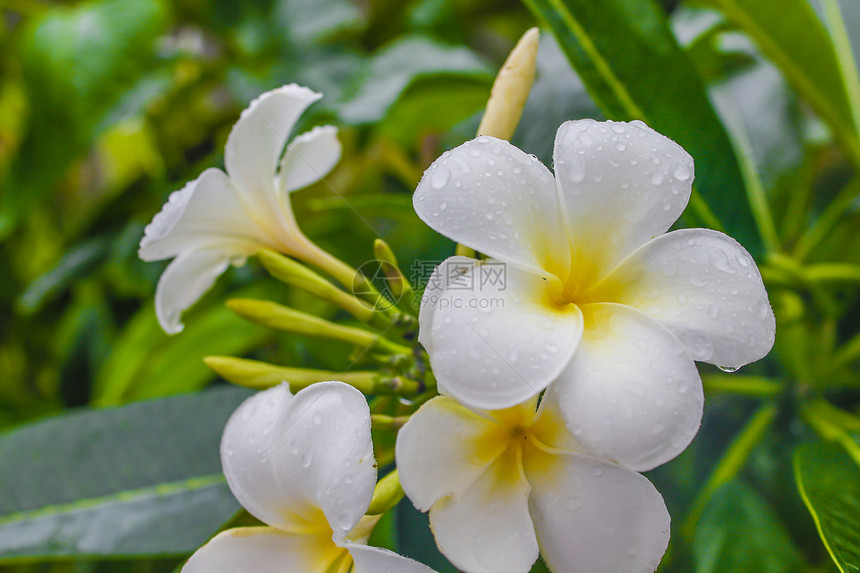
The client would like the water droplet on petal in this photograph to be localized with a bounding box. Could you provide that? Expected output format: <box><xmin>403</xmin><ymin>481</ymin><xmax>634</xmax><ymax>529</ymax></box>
<box><xmin>568</xmin><ymin>157</ymin><xmax>586</xmax><ymax>183</ymax></box>
<box><xmin>718</xmin><ymin>365</ymin><xmax>741</xmax><ymax>373</ymax></box>
<box><xmin>430</xmin><ymin>167</ymin><xmax>450</xmax><ymax>189</ymax></box>
<box><xmin>651</xmin><ymin>171</ymin><xmax>664</xmax><ymax>185</ymax></box>
<box><xmin>673</xmin><ymin>162</ymin><xmax>691</xmax><ymax>181</ymax></box>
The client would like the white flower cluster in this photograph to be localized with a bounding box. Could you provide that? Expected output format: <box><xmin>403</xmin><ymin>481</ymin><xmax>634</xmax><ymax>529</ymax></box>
<box><xmin>144</xmin><ymin>85</ymin><xmax>775</xmax><ymax>573</ymax></box>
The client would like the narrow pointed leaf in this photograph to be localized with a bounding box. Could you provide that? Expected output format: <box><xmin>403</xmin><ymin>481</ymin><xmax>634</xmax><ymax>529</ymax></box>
<box><xmin>794</xmin><ymin>440</ymin><xmax>860</xmax><ymax>573</ymax></box>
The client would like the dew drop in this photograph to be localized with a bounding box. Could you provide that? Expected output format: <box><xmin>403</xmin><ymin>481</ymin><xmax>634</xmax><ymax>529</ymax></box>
<box><xmin>650</xmin><ymin>171</ymin><xmax>664</xmax><ymax>185</ymax></box>
<box><xmin>430</xmin><ymin>167</ymin><xmax>451</xmax><ymax>189</ymax></box>
<box><xmin>718</xmin><ymin>365</ymin><xmax>741</xmax><ymax>373</ymax></box>
<box><xmin>568</xmin><ymin>157</ymin><xmax>586</xmax><ymax>183</ymax></box>
<box><xmin>673</xmin><ymin>162</ymin><xmax>691</xmax><ymax>181</ymax></box>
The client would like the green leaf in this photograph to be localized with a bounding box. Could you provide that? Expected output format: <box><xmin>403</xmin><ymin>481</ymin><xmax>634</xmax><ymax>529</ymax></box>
<box><xmin>794</xmin><ymin>440</ymin><xmax>860</xmax><ymax>573</ymax></box>
<box><xmin>379</xmin><ymin>77</ymin><xmax>490</xmax><ymax>145</ymax></box>
<box><xmin>338</xmin><ymin>35</ymin><xmax>493</xmax><ymax>125</ymax></box>
<box><xmin>7</xmin><ymin>0</ymin><xmax>169</xmax><ymax>235</ymax></box>
<box><xmin>15</xmin><ymin>237</ymin><xmax>109</xmax><ymax>315</ymax></box>
<box><xmin>92</xmin><ymin>282</ymin><xmax>273</xmax><ymax>406</ymax></box>
<box><xmin>694</xmin><ymin>480</ymin><xmax>804</xmax><ymax>573</ymax></box>
<box><xmin>0</xmin><ymin>386</ymin><xmax>252</xmax><ymax>561</ymax></box>
<box><xmin>522</xmin><ymin>0</ymin><xmax>762</xmax><ymax>255</ymax></box>
<box><xmin>692</xmin><ymin>0</ymin><xmax>860</xmax><ymax>169</ymax></box>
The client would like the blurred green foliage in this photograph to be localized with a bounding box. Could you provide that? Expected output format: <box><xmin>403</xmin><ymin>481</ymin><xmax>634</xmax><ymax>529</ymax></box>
<box><xmin>0</xmin><ymin>0</ymin><xmax>859</xmax><ymax>571</ymax></box>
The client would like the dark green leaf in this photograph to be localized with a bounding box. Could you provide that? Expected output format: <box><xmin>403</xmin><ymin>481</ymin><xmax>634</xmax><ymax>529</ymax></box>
<box><xmin>0</xmin><ymin>386</ymin><xmax>252</xmax><ymax>561</ymax></box>
<box><xmin>692</xmin><ymin>0</ymin><xmax>860</xmax><ymax>169</ymax></box>
<box><xmin>15</xmin><ymin>238</ymin><xmax>109</xmax><ymax>315</ymax></box>
<box><xmin>794</xmin><ymin>440</ymin><xmax>860</xmax><ymax>573</ymax></box>
<box><xmin>522</xmin><ymin>0</ymin><xmax>761</xmax><ymax>255</ymax></box>
<box><xmin>8</xmin><ymin>0</ymin><xmax>169</xmax><ymax>234</ymax></box>
<box><xmin>92</xmin><ymin>283</ymin><xmax>273</xmax><ymax>406</ymax></box>
<box><xmin>338</xmin><ymin>35</ymin><xmax>493</xmax><ymax>125</ymax></box>
<box><xmin>694</xmin><ymin>480</ymin><xmax>804</xmax><ymax>573</ymax></box>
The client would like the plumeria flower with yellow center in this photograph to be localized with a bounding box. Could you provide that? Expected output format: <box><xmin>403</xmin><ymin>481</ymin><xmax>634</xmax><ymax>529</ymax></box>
<box><xmin>139</xmin><ymin>84</ymin><xmax>344</xmax><ymax>334</ymax></box>
<box><xmin>183</xmin><ymin>381</ymin><xmax>436</xmax><ymax>573</ymax></box>
<box><xmin>414</xmin><ymin>119</ymin><xmax>775</xmax><ymax>470</ymax></box>
<box><xmin>396</xmin><ymin>392</ymin><xmax>670</xmax><ymax>573</ymax></box>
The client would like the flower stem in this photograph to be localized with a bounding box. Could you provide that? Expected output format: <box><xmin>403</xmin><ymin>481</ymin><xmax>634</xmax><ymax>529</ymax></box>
<box><xmin>371</xmin><ymin>414</ymin><xmax>410</xmax><ymax>431</ymax></box>
<box><xmin>827</xmin><ymin>329</ymin><xmax>860</xmax><ymax>375</ymax></box>
<box><xmin>258</xmin><ymin>249</ymin><xmax>393</xmax><ymax>330</ymax></box>
<box><xmin>702</xmin><ymin>373</ymin><xmax>783</xmax><ymax>397</ymax></box>
<box><xmin>366</xmin><ymin>470</ymin><xmax>405</xmax><ymax>515</ymax></box>
<box><xmin>803</xmin><ymin>399</ymin><xmax>860</xmax><ymax>467</ymax></box>
<box><xmin>203</xmin><ymin>356</ymin><xmax>379</xmax><ymax>392</ymax></box>
<box><xmin>793</xmin><ymin>178</ymin><xmax>860</xmax><ymax>261</ymax></box>
<box><xmin>226</xmin><ymin>298</ymin><xmax>411</xmax><ymax>355</ymax></box>
<box><xmin>681</xmin><ymin>402</ymin><xmax>778</xmax><ymax>540</ymax></box>
<box><xmin>716</xmin><ymin>91</ymin><xmax>781</xmax><ymax>253</ymax></box>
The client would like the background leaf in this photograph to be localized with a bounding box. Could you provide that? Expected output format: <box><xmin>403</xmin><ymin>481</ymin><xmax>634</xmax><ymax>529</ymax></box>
<box><xmin>0</xmin><ymin>386</ymin><xmax>251</xmax><ymax>562</ymax></box>
<box><xmin>338</xmin><ymin>35</ymin><xmax>493</xmax><ymax>125</ymax></box>
<box><xmin>693</xmin><ymin>479</ymin><xmax>805</xmax><ymax>573</ymax></box>
<box><xmin>692</xmin><ymin>0</ymin><xmax>860</xmax><ymax>169</ymax></box>
<box><xmin>794</xmin><ymin>440</ymin><xmax>860</xmax><ymax>573</ymax></box>
<box><xmin>522</xmin><ymin>0</ymin><xmax>761</xmax><ymax>254</ymax></box>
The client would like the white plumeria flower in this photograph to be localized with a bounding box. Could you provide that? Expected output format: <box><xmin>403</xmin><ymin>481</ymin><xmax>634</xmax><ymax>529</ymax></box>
<box><xmin>139</xmin><ymin>84</ymin><xmax>342</xmax><ymax>334</ymax></box>
<box><xmin>183</xmin><ymin>381</ymin><xmax>436</xmax><ymax>573</ymax></box>
<box><xmin>414</xmin><ymin>119</ymin><xmax>775</xmax><ymax>471</ymax></box>
<box><xmin>396</xmin><ymin>392</ymin><xmax>670</xmax><ymax>573</ymax></box>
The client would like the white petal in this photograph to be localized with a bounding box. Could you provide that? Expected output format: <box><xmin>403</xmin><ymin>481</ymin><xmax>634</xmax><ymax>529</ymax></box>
<box><xmin>225</xmin><ymin>84</ymin><xmax>322</xmax><ymax>209</ymax></box>
<box><xmin>396</xmin><ymin>397</ymin><xmax>508</xmax><ymax>512</ymax></box>
<box><xmin>413</xmin><ymin>135</ymin><xmax>570</xmax><ymax>278</ymax></box>
<box><xmin>348</xmin><ymin>544</ymin><xmax>439</xmax><ymax>573</ymax></box>
<box><xmin>182</xmin><ymin>526</ymin><xmax>345</xmax><ymax>573</ymax></box>
<box><xmin>154</xmin><ymin>249</ymin><xmax>235</xmax><ymax>334</ymax></box>
<box><xmin>549</xmin><ymin>303</ymin><xmax>703</xmax><ymax>471</ymax></box>
<box><xmin>429</xmin><ymin>447</ymin><xmax>539</xmax><ymax>573</ymax></box>
<box><xmin>553</xmin><ymin>119</ymin><xmax>693</xmax><ymax>283</ymax></box>
<box><xmin>525</xmin><ymin>452</ymin><xmax>670</xmax><ymax>573</ymax></box>
<box><xmin>418</xmin><ymin>257</ymin><xmax>583</xmax><ymax>410</ymax></box>
<box><xmin>138</xmin><ymin>168</ymin><xmax>265</xmax><ymax>262</ymax></box>
<box><xmin>278</xmin><ymin>125</ymin><xmax>342</xmax><ymax>194</ymax></box>
<box><xmin>604</xmin><ymin>228</ymin><xmax>775</xmax><ymax>367</ymax></box>
<box><xmin>221</xmin><ymin>382</ymin><xmax>377</xmax><ymax>541</ymax></box>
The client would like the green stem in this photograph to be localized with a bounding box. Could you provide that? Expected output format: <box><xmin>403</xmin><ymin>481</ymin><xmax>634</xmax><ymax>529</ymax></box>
<box><xmin>828</xmin><ymin>330</ymin><xmax>860</xmax><ymax>374</ymax></box>
<box><xmin>371</xmin><ymin>414</ymin><xmax>410</xmax><ymax>431</ymax></box>
<box><xmin>793</xmin><ymin>178</ymin><xmax>860</xmax><ymax>261</ymax></box>
<box><xmin>203</xmin><ymin>356</ymin><xmax>380</xmax><ymax>392</ymax></box>
<box><xmin>366</xmin><ymin>470</ymin><xmax>405</xmax><ymax>515</ymax></box>
<box><xmin>717</xmin><ymin>93</ymin><xmax>781</xmax><ymax>253</ymax></box>
<box><xmin>689</xmin><ymin>188</ymin><xmax>725</xmax><ymax>233</ymax></box>
<box><xmin>226</xmin><ymin>298</ymin><xmax>411</xmax><ymax>355</ymax></box>
<box><xmin>682</xmin><ymin>402</ymin><xmax>778</xmax><ymax>540</ymax></box>
<box><xmin>258</xmin><ymin>249</ymin><xmax>393</xmax><ymax>330</ymax></box>
<box><xmin>805</xmin><ymin>262</ymin><xmax>860</xmax><ymax>283</ymax></box>
<box><xmin>765</xmin><ymin>253</ymin><xmax>841</xmax><ymax>317</ymax></box>
<box><xmin>803</xmin><ymin>400</ymin><xmax>860</xmax><ymax>467</ymax></box>
<box><xmin>702</xmin><ymin>373</ymin><xmax>783</xmax><ymax>397</ymax></box>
